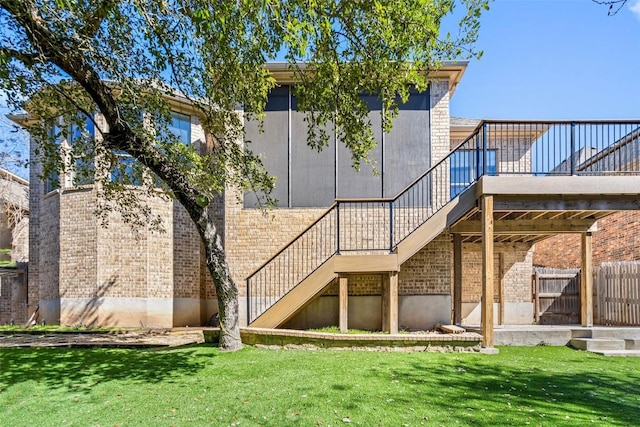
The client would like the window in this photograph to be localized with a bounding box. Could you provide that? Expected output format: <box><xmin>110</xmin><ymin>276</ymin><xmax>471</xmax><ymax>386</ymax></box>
<box><xmin>450</xmin><ymin>149</ymin><xmax>497</xmax><ymax>198</ymax></box>
<box><xmin>168</xmin><ymin>112</ymin><xmax>191</xmax><ymax>144</ymax></box>
<box><xmin>44</xmin><ymin>123</ymin><xmax>61</xmax><ymax>193</ymax></box>
<box><xmin>70</xmin><ymin>116</ymin><xmax>95</xmax><ymax>186</ymax></box>
<box><xmin>111</xmin><ymin>152</ymin><xmax>143</xmax><ymax>186</ymax></box>
<box><xmin>109</xmin><ymin>111</ymin><xmax>190</xmax><ymax>186</ymax></box>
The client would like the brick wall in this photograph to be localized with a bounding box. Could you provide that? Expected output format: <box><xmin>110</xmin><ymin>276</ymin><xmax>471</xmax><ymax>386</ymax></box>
<box><xmin>173</xmin><ymin>201</ymin><xmax>201</xmax><ymax>299</ymax></box>
<box><xmin>399</xmin><ymin>233</ymin><xmax>452</xmax><ymax>295</ymax></box>
<box><xmin>430</xmin><ymin>80</ymin><xmax>450</xmax><ymax>165</ymax></box>
<box><xmin>224</xmin><ymin>186</ymin><xmax>326</xmax><ymax>296</ymax></box>
<box><xmin>29</xmin><ymin>111</ymin><xmax>216</xmax><ymax>326</ymax></box>
<box><xmin>11</xmin><ymin>217</ymin><xmax>28</xmax><ymax>263</ymax></box>
<box><xmin>0</xmin><ymin>272</ymin><xmax>27</xmax><ymax>324</ymax></box>
<box><xmin>39</xmin><ymin>193</ymin><xmax>60</xmax><ymax>302</ymax></box>
<box><xmin>461</xmin><ymin>243</ymin><xmax>534</xmax><ymax>303</ymax></box>
<box><xmin>534</xmin><ymin>211</ymin><xmax>640</xmax><ymax>269</ymax></box>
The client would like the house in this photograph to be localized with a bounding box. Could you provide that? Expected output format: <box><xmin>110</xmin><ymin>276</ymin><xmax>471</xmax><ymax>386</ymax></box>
<box><xmin>0</xmin><ymin>168</ymin><xmax>28</xmax><ymax>263</ymax></box>
<box><xmin>0</xmin><ymin>167</ymin><xmax>29</xmax><ymax>324</ymax></box>
<box><xmin>14</xmin><ymin>62</ymin><xmax>640</xmax><ymax>348</ymax></box>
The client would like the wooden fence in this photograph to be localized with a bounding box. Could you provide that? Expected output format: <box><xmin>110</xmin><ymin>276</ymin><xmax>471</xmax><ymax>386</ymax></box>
<box><xmin>594</xmin><ymin>262</ymin><xmax>640</xmax><ymax>326</ymax></box>
<box><xmin>533</xmin><ymin>267</ymin><xmax>580</xmax><ymax>325</ymax></box>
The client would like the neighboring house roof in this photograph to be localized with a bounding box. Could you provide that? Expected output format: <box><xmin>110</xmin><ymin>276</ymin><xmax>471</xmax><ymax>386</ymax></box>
<box><xmin>576</xmin><ymin>127</ymin><xmax>640</xmax><ymax>172</ymax></box>
<box><xmin>450</xmin><ymin>117</ymin><xmax>481</xmax><ymax>128</ymax></box>
<box><xmin>551</xmin><ymin>146</ymin><xmax>601</xmax><ymax>174</ymax></box>
<box><xmin>0</xmin><ymin>168</ymin><xmax>29</xmax><ymax>212</ymax></box>
<box><xmin>450</xmin><ymin>117</ymin><xmax>480</xmax><ymax>145</ymax></box>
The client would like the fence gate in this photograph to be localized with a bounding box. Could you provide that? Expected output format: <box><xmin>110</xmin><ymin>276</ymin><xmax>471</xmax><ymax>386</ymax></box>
<box><xmin>533</xmin><ymin>267</ymin><xmax>580</xmax><ymax>325</ymax></box>
<box><xmin>595</xmin><ymin>262</ymin><xmax>640</xmax><ymax>326</ymax></box>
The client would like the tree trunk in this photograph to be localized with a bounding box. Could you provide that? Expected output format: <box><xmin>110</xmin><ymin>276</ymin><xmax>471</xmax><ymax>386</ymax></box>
<box><xmin>194</xmin><ymin>204</ymin><xmax>243</xmax><ymax>351</ymax></box>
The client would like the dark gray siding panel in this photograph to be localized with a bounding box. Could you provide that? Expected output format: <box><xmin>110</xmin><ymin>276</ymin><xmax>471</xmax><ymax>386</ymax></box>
<box><xmin>383</xmin><ymin>91</ymin><xmax>430</xmax><ymax>196</ymax></box>
<box><xmin>290</xmin><ymin>107</ymin><xmax>336</xmax><ymax>207</ymax></box>
<box><xmin>337</xmin><ymin>94</ymin><xmax>383</xmax><ymax>199</ymax></box>
<box><xmin>244</xmin><ymin>86</ymin><xmax>431</xmax><ymax>208</ymax></box>
<box><xmin>244</xmin><ymin>86</ymin><xmax>289</xmax><ymax>208</ymax></box>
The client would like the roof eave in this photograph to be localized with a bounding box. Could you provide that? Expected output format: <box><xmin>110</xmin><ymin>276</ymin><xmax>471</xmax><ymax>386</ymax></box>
<box><xmin>264</xmin><ymin>61</ymin><xmax>468</xmax><ymax>97</ymax></box>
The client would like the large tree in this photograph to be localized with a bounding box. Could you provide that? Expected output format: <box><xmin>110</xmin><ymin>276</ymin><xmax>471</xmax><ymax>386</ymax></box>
<box><xmin>0</xmin><ymin>0</ymin><xmax>488</xmax><ymax>350</ymax></box>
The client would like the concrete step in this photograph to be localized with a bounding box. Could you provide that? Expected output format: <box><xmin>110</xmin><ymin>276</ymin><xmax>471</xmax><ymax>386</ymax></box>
<box><xmin>592</xmin><ymin>350</ymin><xmax>640</xmax><ymax>357</ymax></box>
<box><xmin>625</xmin><ymin>338</ymin><xmax>640</xmax><ymax>350</ymax></box>
<box><xmin>570</xmin><ymin>338</ymin><xmax>626</xmax><ymax>351</ymax></box>
<box><xmin>571</xmin><ymin>327</ymin><xmax>640</xmax><ymax>340</ymax></box>
<box><xmin>465</xmin><ymin>326</ymin><xmax>573</xmax><ymax>346</ymax></box>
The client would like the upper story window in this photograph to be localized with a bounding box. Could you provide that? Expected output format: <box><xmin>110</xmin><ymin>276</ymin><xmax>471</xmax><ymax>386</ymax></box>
<box><xmin>111</xmin><ymin>152</ymin><xmax>144</xmax><ymax>186</ymax></box>
<box><xmin>44</xmin><ymin>115</ymin><xmax>96</xmax><ymax>192</ymax></box>
<box><xmin>44</xmin><ymin>122</ymin><xmax>61</xmax><ymax>194</ymax></box>
<box><xmin>450</xmin><ymin>149</ymin><xmax>497</xmax><ymax>198</ymax></box>
<box><xmin>168</xmin><ymin>112</ymin><xmax>191</xmax><ymax>145</ymax></box>
<box><xmin>70</xmin><ymin>116</ymin><xmax>95</xmax><ymax>186</ymax></box>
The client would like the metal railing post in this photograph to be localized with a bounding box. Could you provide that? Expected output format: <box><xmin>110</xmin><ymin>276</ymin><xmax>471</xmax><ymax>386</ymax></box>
<box><xmin>482</xmin><ymin>122</ymin><xmax>488</xmax><ymax>178</ymax></box>
<box><xmin>246</xmin><ymin>278</ymin><xmax>251</xmax><ymax>325</ymax></box>
<box><xmin>336</xmin><ymin>202</ymin><xmax>341</xmax><ymax>255</ymax></box>
<box><xmin>476</xmin><ymin>128</ymin><xmax>482</xmax><ymax>180</ymax></box>
<box><xmin>570</xmin><ymin>122</ymin><xmax>576</xmax><ymax>175</ymax></box>
<box><xmin>389</xmin><ymin>200</ymin><xmax>394</xmax><ymax>253</ymax></box>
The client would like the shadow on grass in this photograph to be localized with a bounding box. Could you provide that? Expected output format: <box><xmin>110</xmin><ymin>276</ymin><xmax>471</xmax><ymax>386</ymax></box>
<box><xmin>370</xmin><ymin>352</ymin><xmax>640</xmax><ymax>426</ymax></box>
<box><xmin>0</xmin><ymin>344</ymin><xmax>214</xmax><ymax>394</ymax></box>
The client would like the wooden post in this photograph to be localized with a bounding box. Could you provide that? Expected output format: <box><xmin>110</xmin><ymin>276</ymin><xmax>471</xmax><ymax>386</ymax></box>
<box><xmin>381</xmin><ymin>274</ymin><xmax>389</xmax><ymax>332</ymax></box>
<box><xmin>481</xmin><ymin>195</ymin><xmax>494</xmax><ymax>348</ymax></box>
<box><xmin>382</xmin><ymin>272</ymin><xmax>399</xmax><ymax>334</ymax></box>
<box><xmin>533</xmin><ymin>272</ymin><xmax>540</xmax><ymax>324</ymax></box>
<box><xmin>339</xmin><ymin>275</ymin><xmax>348</xmax><ymax>333</ymax></box>
<box><xmin>453</xmin><ymin>234</ymin><xmax>463</xmax><ymax>325</ymax></box>
<box><xmin>498</xmin><ymin>252</ymin><xmax>505</xmax><ymax>325</ymax></box>
<box><xmin>581</xmin><ymin>232</ymin><xmax>593</xmax><ymax>327</ymax></box>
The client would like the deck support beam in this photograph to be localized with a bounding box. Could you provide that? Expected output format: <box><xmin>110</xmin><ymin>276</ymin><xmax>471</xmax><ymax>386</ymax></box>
<box><xmin>453</xmin><ymin>234</ymin><xmax>463</xmax><ymax>325</ymax></box>
<box><xmin>382</xmin><ymin>272</ymin><xmax>399</xmax><ymax>334</ymax></box>
<box><xmin>339</xmin><ymin>275</ymin><xmax>348</xmax><ymax>333</ymax></box>
<box><xmin>581</xmin><ymin>232</ymin><xmax>593</xmax><ymax>327</ymax></box>
<box><xmin>481</xmin><ymin>195</ymin><xmax>495</xmax><ymax>348</ymax></box>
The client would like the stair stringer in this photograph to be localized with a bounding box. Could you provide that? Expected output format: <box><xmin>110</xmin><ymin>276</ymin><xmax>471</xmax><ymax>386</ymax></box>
<box><xmin>249</xmin><ymin>258</ymin><xmax>337</xmax><ymax>328</ymax></box>
<box><xmin>249</xmin><ymin>186</ymin><xmax>480</xmax><ymax>329</ymax></box>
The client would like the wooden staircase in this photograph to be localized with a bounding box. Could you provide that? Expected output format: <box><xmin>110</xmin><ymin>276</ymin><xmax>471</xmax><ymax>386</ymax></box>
<box><xmin>249</xmin><ymin>188</ymin><xmax>478</xmax><ymax>328</ymax></box>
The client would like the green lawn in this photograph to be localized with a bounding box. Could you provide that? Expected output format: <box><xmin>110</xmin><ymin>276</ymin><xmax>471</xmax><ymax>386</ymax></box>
<box><xmin>0</xmin><ymin>345</ymin><xmax>637</xmax><ymax>426</ymax></box>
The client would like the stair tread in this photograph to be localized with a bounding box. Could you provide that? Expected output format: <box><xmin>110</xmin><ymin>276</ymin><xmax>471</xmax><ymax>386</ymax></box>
<box><xmin>570</xmin><ymin>338</ymin><xmax>626</xmax><ymax>351</ymax></box>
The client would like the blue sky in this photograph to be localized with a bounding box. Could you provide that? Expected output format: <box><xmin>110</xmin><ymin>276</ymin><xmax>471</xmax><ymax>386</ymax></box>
<box><xmin>450</xmin><ymin>0</ymin><xmax>640</xmax><ymax>120</ymax></box>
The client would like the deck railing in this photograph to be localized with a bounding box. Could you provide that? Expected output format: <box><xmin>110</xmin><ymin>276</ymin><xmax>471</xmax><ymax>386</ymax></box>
<box><xmin>247</xmin><ymin>120</ymin><xmax>640</xmax><ymax>323</ymax></box>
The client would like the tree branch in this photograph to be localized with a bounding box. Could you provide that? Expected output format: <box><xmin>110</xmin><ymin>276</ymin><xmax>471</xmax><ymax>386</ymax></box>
<box><xmin>0</xmin><ymin>46</ymin><xmax>39</xmax><ymax>66</ymax></box>
<box><xmin>593</xmin><ymin>0</ymin><xmax>628</xmax><ymax>15</ymax></box>
<box><xmin>80</xmin><ymin>0</ymin><xmax>120</xmax><ymax>38</ymax></box>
